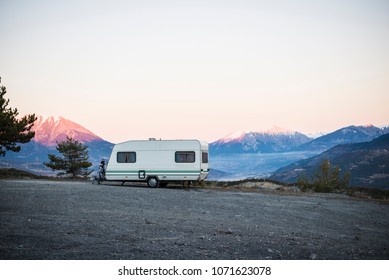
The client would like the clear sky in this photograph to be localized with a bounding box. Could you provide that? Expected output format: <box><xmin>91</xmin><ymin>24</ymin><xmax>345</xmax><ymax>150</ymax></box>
<box><xmin>1</xmin><ymin>0</ymin><xmax>388</xmax><ymax>143</ymax></box>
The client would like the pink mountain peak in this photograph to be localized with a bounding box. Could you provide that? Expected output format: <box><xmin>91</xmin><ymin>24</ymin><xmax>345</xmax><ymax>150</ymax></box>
<box><xmin>220</xmin><ymin>126</ymin><xmax>296</xmax><ymax>143</ymax></box>
<box><xmin>32</xmin><ymin>115</ymin><xmax>102</xmax><ymax>146</ymax></box>
<box><xmin>260</xmin><ymin>125</ymin><xmax>294</xmax><ymax>135</ymax></box>
<box><xmin>220</xmin><ymin>130</ymin><xmax>249</xmax><ymax>142</ymax></box>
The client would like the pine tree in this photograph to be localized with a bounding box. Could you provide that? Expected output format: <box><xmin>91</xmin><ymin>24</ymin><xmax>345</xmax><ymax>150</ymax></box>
<box><xmin>297</xmin><ymin>159</ymin><xmax>350</xmax><ymax>192</ymax></box>
<box><xmin>44</xmin><ymin>136</ymin><xmax>92</xmax><ymax>178</ymax></box>
<box><xmin>0</xmin><ymin>77</ymin><xmax>37</xmax><ymax>156</ymax></box>
<box><xmin>313</xmin><ymin>159</ymin><xmax>350</xmax><ymax>192</ymax></box>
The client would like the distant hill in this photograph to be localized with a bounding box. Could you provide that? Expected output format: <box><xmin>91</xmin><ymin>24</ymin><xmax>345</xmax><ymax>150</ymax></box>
<box><xmin>0</xmin><ymin>168</ymin><xmax>42</xmax><ymax>179</ymax></box>
<box><xmin>295</xmin><ymin>125</ymin><xmax>389</xmax><ymax>152</ymax></box>
<box><xmin>210</xmin><ymin>126</ymin><xmax>312</xmax><ymax>154</ymax></box>
<box><xmin>270</xmin><ymin>133</ymin><xmax>389</xmax><ymax>189</ymax></box>
<box><xmin>1</xmin><ymin>116</ymin><xmax>114</xmax><ymax>175</ymax></box>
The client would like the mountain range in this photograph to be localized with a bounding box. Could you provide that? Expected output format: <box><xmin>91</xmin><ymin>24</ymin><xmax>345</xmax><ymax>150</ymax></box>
<box><xmin>209</xmin><ymin>125</ymin><xmax>389</xmax><ymax>155</ymax></box>
<box><xmin>1</xmin><ymin>116</ymin><xmax>388</xmax><ymax>188</ymax></box>
<box><xmin>210</xmin><ymin>126</ymin><xmax>313</xmax><ymax>154</ymax></box>
<box><xmin>294</xmin><ymin>125</ymin><xmax>389</xmax><ymax>152</ymax></box>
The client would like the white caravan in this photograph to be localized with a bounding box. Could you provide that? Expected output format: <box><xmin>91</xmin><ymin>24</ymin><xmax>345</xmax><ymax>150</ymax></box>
<box><xmin>103</xmin><ymin>139</ymin><xmax>209</xmax><ymax>187</ymax></box>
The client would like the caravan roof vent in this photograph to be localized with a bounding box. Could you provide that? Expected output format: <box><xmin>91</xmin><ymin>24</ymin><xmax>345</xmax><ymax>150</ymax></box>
<box><xmin>149</xmin><ymin>138</ymin><xmax>156</xmax><ymax>141</ymax></box>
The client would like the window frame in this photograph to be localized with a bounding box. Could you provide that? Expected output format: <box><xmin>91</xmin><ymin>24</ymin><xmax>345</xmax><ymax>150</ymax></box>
<box><xmin>175</xmin><ymin>151</ymin><xmax>196</xmax><ymax>163</ymax></box>
<box><xmin>117</xmin><ymin>152</ymin><xmax>136</xmax><ymax>163</ymax></box>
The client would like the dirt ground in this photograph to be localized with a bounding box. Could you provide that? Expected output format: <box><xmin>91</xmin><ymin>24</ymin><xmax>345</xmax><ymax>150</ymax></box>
<box><xmin>0</xmin><ymin>179</ymin><xmax>388</xmax><ymax>260</ymax></box>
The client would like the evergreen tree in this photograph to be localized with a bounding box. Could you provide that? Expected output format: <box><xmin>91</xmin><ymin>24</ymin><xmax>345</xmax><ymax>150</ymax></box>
<box><xmin>0</xmin><ymin>77</ymin><xmax>37</xmax><ymax>156</ymax></box>
<box><xmin>297</xmin><ymin>159</ymin><xmax>350</xmax><ymax>192</ymax></box>
<box><xmin>313</xmin><ymin>159</ymin><xmax>350</xmax><ymax>192</ymax></box>
<box><xmin>45</xmin><ymin>136</ymin><xmax>92</xmax><ymax>178</ymax></box>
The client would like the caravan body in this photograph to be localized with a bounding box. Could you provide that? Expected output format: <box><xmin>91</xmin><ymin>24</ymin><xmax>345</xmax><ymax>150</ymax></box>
<box><xmin>105</xmin><ymin>139</ymin><xmax>209</xmax><ymax>187</ymax></box>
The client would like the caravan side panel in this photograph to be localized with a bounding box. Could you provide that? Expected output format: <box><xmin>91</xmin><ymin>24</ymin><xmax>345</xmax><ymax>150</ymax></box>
<box><xmin>105</xmin><ymin>140</ymin><xmax>209</xmax><ymax>182</ymax></box>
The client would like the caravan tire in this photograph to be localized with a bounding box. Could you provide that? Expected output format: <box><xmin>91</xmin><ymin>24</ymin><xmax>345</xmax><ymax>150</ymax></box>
<box><xmin>147</xmin><ymin>177</ymin><xmax>159</xmax><ymax>188</ymax></box>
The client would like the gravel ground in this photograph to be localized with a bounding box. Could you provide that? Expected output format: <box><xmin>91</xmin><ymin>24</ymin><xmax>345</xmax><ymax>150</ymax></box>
<box><xmin>0</xmin><ymin>179</ymin><xmax>388</xmax><ymax>260</ymax></box>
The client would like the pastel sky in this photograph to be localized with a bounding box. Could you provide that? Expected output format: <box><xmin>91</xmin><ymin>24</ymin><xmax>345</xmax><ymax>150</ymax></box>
<box><xmin>1</xmin><ymin>0</ymin><xmax>388</xmax><ymax>143</ymax></box>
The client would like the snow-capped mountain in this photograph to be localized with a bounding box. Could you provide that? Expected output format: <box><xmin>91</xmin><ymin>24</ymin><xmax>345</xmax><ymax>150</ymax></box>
<box><xmin>219</xmin><ymin>126</ymin><xmax>297</xmax><ymax>143</ymax></box>
<box><xmin>210</xmin><ymin>126</ymin><xmax>312</xmax><ymax>154</ymax></box>
<box><xmin>33</xmin><ymin>116</ymin><xmax>102</xmax><ymax>146</ymax></box>
<box><xmin>2</xmin><ymin>116</ymin><xmax>113</xmax><ymax>175</ymax></box>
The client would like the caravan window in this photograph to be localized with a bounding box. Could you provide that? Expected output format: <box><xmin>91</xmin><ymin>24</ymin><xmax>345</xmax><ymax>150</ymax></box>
<box><xmin>175</xmin><ymin>151</ymin><xmax>195</xmax><ymax>163</ymax></box>
<box><xmin>202</xmin><ymin>152</ymin><xmax>208</xmax><ymax>163</ymax></box>
<box><xmin>117</xmin><ymin>152</ymin><xmax>136</xmax><ymax>163</ymax></box>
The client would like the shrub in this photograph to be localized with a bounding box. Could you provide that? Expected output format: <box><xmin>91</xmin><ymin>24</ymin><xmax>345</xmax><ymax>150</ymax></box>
<box><xmin>297</xmin><ymin>159</ymin><xmax>350</xmax><ymax>193</ymax></box>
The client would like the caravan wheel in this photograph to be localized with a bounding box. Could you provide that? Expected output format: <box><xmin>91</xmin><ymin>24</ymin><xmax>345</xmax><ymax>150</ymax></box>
<box><xmin>147</xmin><ymin>177</ymin><xmax>159</xmax><ymax>188</ymax></box>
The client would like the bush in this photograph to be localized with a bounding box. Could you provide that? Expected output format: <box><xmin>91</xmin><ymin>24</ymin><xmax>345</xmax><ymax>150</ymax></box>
<box><xmin>297</xmin><ymin>160</ymin><xmax>350</xmax><ymax>193</ymax></box>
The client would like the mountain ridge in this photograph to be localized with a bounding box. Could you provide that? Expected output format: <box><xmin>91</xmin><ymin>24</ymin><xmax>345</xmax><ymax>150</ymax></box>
<box><xmin>210</xmin><ymin>124</ymin><xmax>389</xmax><ymax>155</ymax></box>
<box><xmin>219</xmin><ymin>126</ymin><xmax>298</xmax><ymax>143</ymax></box>
<box><xmin>294</xmin><ymin>125</ymin><xmax>389</xmax><ymax>152</ymax></box>
<box><xmin>210</xmin><ymin>127</ymin><xmax>313</xmax><ymax>154</ymax></box>
<box><xmin>270</xmin><ymin>133</ymin><xmax>389</xmax><ymax>189</ymax></box>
